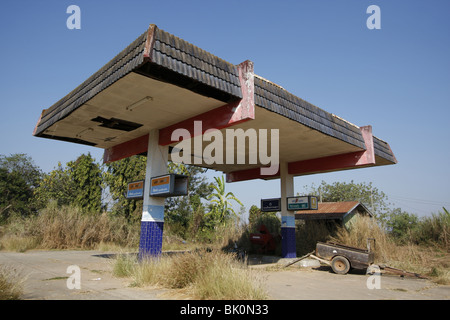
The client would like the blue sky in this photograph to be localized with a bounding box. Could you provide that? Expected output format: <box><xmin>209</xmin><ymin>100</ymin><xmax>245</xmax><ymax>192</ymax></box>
<box><xmin>1</xmin><ymin>0</ymin><xmax>449</xmax><ymax>217</ymax></box>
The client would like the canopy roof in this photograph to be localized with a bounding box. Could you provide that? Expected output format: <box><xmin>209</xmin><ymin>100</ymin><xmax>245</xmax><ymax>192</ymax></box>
<box><xmin>33</xmin><ymin>24</ymin><xmax>396</xmax><ymax>181</ymax></box>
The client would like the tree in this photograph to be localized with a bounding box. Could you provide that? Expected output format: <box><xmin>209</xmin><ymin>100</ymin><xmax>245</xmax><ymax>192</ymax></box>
<box><xmin>207</xmin><ymin>175</ymin><xmax>243</xmax><ymax>224</ymax></box>
<box><xmin>386</xmin><ymin>208</ymin><xmax>419</xmax><ymax>242</ymax></box>
<box><xmin>305</xmin><ymin>180</ymin><xmax>391</xmax><ymax>222</ymax></box>
<box><xmin>104</xmin><ymin>156</ymin><xmax>213</xmax><ymax>226</ymax></box>
<box><xmin>0</xmin><ymin>154</ymin><xmax>41</xmax><ymax>188</ymax></box>
<box><xmin>34</xmin><ymin>162</ymin><xmax>76</xmax><ymax>208</ymax></box>
<box><xmin>165</xmin><ymin>163</ymin><xmax>212</xmax><ymax>229</ymax></box>
<box><xmin>34</xmin><ymin>153</ymin><xmax>102</xmax><ymax>213</ymax></box>
<box><xmin>66</xmin><ymin>153</ymin><xmax>103</xmax><ymax>213</ymax></box>
<box><xmin>248</xmin><ymin>205</ymin><xmax>262</xmax><ymax>227</ymax></box>
<box><xmin>103</xmin><ymin>155</ymin><xmax>147</xmax><ymax>220</ymax></box>
<box><xmin>0</xmin><ymin>153</ymin><xmax>42</xmax><ymax>217</ymax></box>
<box><xmin>0</xmin><ymin>167</ymin><xmax>30</xmax><ymax>218</ymax></box>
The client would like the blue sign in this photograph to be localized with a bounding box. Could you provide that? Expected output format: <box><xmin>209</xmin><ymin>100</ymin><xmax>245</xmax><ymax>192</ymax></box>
<box><xmin>126</xmin><ymin>180</ymin><xmax>145</xmax><ymax>199</ymax></box>
<box><xmin>261</xmin><ymin>198</ymin><xmax>281</xmax><ymax>212</ymax></box>
<box><xmin>150</xmin><ymin>174</ymin><xmax>189</xmax><ymax>197</ymax></box>
<box><xmin>150</xmin><ymin>175</ymin><xmax>171</xmax><ymax>195</ymax></box>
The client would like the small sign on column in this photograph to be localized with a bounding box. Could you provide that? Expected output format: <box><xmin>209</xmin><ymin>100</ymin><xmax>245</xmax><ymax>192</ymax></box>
<box><xmin>126</xmin><ymin>180</ymin><xmax>145</xmax><ymax>199</ymax></box>
<box><xmin>286</xmin><ymin>195</ymin><xmax>318</xmax><ymax>211</ymax></box>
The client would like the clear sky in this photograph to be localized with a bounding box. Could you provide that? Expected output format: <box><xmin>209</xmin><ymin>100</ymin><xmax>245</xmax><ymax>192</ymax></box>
<box><xmin>1</xmin><ymin>0</ymin><xmax>449</xmax><ymax>217</ymax></box>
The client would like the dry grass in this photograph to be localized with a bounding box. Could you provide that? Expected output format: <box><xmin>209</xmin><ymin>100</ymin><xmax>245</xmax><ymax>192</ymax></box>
<box><xmin>0</xmin><ymin>235</ymin><xmax>40</xmax><ymax>253</ymax></box>
<box><xmin>0</xmin><ymin>264</ymin><xmax>25</xmax><ymax>300</ymax></box>
<box><xmin>330</xmin><ymin>216</ymin><xmax>391</xmax><ymax>262</ymax></box>
<box><xmin>296</xmin><ymin>220</ymin><xmax>336</xmax><ymax>255</ymax></box>
<box><xmin>113</xmin><ymin>249</ymin><xmax>268</xmax><ymax>300</ymax></box>
<box><xmin>331</xmin><ymin>216</ymin><xmax>450</xmax><ymax>284</ymax></box>
<box><xmin>0</xmin><ymin>203</ymin><xmax>139</xmax><ymax>251</ymax></box>
<box><xmin>2</xmin><ymin>204</ymin><xmax>448</xmax><ymax>288</ymax></box>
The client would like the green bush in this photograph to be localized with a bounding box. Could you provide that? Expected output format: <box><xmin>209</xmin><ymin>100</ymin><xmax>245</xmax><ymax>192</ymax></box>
<box><xmin>387</xmin><ymin>207</ymin><xmax>449</xmax><ymax>248</ymax></box>
<box><xmin>386</xmin><ymin>209</ymin><xmax>419</xmax><ymax>244</ymax></box>
<box><xmin>411</xmin><ymin>209</ymin><xmax>450</xmax><ymax>248</ymax></box>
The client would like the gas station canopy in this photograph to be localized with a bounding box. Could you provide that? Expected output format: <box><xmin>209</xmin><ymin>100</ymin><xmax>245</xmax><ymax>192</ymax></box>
<box><xmin>33</xmin><ymin>24</ymin><xmax>396</xmax><ymax>182</ymax></box>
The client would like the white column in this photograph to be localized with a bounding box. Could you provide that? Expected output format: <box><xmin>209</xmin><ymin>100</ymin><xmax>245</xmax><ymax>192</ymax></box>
<box><xmin>280</xmin><ymin>161</ymin><xmax>294</xmax><ymax>219</ymax></box>
<box><xmin>280</xmin><ymin>161</ymin><xmax>296</xmax><ymax>258</ymax></box>
<box><xmin>139</xmin><ymin>129</ymin><xmax>168</xmax><ymax>259</ymax></box>
<box><xmin>142</xmin><ymin>129</ymin><xmax>168</xmax><ymax>222</ymax></box>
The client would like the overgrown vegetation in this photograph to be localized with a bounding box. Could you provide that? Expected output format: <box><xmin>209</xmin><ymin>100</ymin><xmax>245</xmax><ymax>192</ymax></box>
<box><xmin>331</xmin><ymin>215</ymin><xmax>450</xmax><ymax>284</ymax></box>
<box><xmin>0</xmin><ymin>264</ymin><xmax>24</xmax><ymax>300</ymax></box>
<box><xmin>293</xmin><ymin>213</ymin><xmax>450</xmax><ymax>284</ymax></box>
<box><xmin>295</xmin><ymin>180</ymin><xmax>450</xmax><ymax>284</ymax></box>
<box><xmin>0</xmin><ymin>154</ymin><xmax>42</xmax><ymax>219</ymax></box>
<box><xmin>0</xmin><ymin>153</ymin><xmax>246</xmax><ymax>245</ymax></box>
<box><xmin>386</xmin><ymin>208</ymin><xmax>450</xmax><ymax>247</ymax></box>
<box><xmin>0</xmin><ymin>152</ymin><xmax>449</xmax><ymax>294</ymax></box>
<box><xmin>0</xmin><ymin>203</ymin><xmax>139</xmax><ymax>252</ymax></box>
<box><xmin>113</xmin><ymin>249</ymin><xmax>268</xmax><ymax>300</ymax></box>
<box><xmin>305</xmin><ymin>180</ymin><xmax>391</xmax><ymax>222</ymax></box>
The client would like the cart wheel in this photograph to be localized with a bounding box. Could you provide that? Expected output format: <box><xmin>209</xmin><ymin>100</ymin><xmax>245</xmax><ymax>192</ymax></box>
<box><xmin>331</xmin><ymin>256</ymin><xmax>350</xmax><ymax>274</ymax></box>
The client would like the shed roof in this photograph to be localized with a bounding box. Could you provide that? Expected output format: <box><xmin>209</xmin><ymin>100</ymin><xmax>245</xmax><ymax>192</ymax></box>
<box><xmin>295</xmin><ymin>201</ymin><xmax>373</xmax><ymax>220</ymax></box>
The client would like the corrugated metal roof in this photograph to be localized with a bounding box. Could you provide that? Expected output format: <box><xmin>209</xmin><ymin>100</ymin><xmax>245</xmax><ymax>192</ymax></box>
<box><xmin>300</xmin><ymin>201</ymin><xmax>360</xmax><ymax>214</ymax></box>
<box><xmin>295</xmin><ymin>201</ymin><xmax>372</xmax><ymax>220</ymax></box>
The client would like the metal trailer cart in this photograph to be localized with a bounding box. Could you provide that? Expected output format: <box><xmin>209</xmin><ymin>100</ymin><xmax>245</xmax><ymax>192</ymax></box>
<box><xmin>285</xmin><ymin>238</ymin><xmax>375</xmax><ymax>275</ymax></box>
<box><xmin>285</xmin><ymin>239</ymin><xmax>428</xmax><ymax>278</ymax></box>
<box><xmin>314</xmin><ymin>240</ymin><xmax>375</xmax><ymax>274</ymax></box>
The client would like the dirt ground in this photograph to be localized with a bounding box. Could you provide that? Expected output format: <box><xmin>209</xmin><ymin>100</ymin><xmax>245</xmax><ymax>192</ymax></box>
<box><xmin>1</xmin><ymin>250</ymin><xmax>449</xmax><ymax>300</ymax></box>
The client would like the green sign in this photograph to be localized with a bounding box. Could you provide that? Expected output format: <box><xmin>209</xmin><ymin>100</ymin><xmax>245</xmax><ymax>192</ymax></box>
<box><xmin>286</xmin><ymin>196</ymin><xmax>318</xmax><ymax>211</ymax></box>
<box><xmin>288</xmin><ymin>202</ymin><xmax>309</xmax><ymax>210</ymax></box>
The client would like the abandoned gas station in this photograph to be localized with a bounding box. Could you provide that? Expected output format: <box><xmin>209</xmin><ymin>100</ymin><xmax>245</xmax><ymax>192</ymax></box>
<box><xmin>33</xmin><ymin>24</ymin><xmax>396</xmax><ymax>259</ymax></box>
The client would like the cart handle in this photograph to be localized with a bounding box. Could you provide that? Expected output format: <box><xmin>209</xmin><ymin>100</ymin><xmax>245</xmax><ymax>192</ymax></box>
<box><xmin>367</xmin><ymin>238</ymin><xmax>376</xmax><ymax>252</ymax></box>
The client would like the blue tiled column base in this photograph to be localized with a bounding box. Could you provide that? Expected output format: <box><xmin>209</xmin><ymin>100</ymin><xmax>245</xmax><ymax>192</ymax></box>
<box><xmin>281</xmin><ymin>227</ymin><xmax>296</xmax><ymax>258</ymax></box>
<box><xmin>138</xmin><ymin>221</ymin><xmax>164</xmax><ymax>260</ymax></box>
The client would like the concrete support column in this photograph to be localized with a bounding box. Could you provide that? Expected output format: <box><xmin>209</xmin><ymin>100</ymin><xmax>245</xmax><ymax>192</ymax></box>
<box><xmin>280</xmin><ymin>162</ymin><xmax>296</xmax><ymax>258</ymax></box>
<box><xmin>139</xmin><ymin>129</ymin><xmax>168</xmax><ymax>260</ymax></box>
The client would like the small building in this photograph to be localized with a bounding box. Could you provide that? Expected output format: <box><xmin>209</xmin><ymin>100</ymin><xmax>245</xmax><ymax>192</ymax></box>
<box><xmin>295</xmin><ymin>201</ymin><xmax>373</xmax><ymax>229</ymax></box>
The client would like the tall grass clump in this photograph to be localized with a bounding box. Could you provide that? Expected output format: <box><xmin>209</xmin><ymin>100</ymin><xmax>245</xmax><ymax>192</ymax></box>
<box><xmin>0</xmin><ymin>265</ymin><xmax>25</xmax><ymax>300</ymax></box>
<box><xmin>296</xmin><ymin>220</ymin><xmax>337</xmax><ymax>256</ymax></box>
<box><xmin>330</xmin><ymin>216</ymin><xmax>391</xmax><ymax>262</ymax></box>
<box><xmin>113</xmin><ymin>249</ymin><xmax>268</xmax><ymax>300</ymax></box>
<box><xmin>331</xmin><ymin>215</ymin><xmax>450</xmax><ymax>284</ymax></box>
<box><xmin>192</xmin><ymin>251</ymin><xmax>267</xmax><ymax>300</ymax></box>
<box><xmin>33</xmin><ymin>203</ymin><xmax>139</xmax><ymax>249</ymax></box>
<box><xmin>411</xmin><ymin>210</ymin><xmax>450</xmax><ymax>248</ymax></box>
